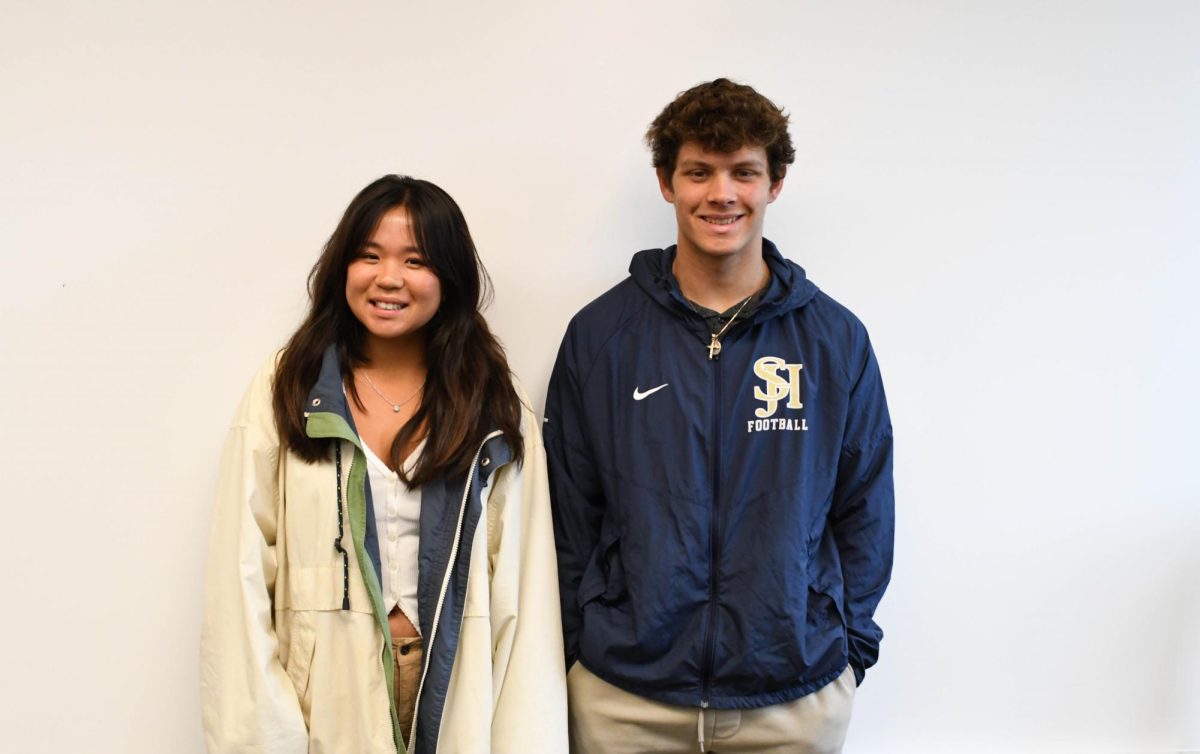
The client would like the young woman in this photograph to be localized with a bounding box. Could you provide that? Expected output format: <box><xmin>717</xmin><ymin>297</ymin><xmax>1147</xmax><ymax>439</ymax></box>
<box><xmin>200</xmin><ymin>176</ymin><xmax>567</xmax><ymax>753</ymax></box>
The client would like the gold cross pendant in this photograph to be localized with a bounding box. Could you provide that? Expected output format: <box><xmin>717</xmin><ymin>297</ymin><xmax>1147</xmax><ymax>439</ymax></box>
<box><xmin>707</xmin><ymin>335</ymin><xmax>722</xmax><ymax>360</ymax></box>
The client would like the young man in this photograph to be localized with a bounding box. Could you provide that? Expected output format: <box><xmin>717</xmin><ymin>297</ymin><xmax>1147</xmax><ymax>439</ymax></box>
<box><xmin>544</xmin><ymin>79</ymin><xmax>894</xmax><ymax>754</ymax></box>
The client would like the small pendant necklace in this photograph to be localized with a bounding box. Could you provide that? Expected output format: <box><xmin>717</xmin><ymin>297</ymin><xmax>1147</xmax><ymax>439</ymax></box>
<box><xmin>704</xmin><ymin>294</ymin><xmax>754</xmax><ymax>360</ymax></box>
<box><xmin>360</xmin><ymin>371</ymin><xmax>425</xmax><ymax>413</ymax></box>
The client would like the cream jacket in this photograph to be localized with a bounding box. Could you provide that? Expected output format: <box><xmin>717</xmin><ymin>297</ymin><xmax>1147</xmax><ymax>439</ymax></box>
<box><xmin>200</xmin><ymin>354</ymin><xmax>568</xmax><ymax>753</ymax></box>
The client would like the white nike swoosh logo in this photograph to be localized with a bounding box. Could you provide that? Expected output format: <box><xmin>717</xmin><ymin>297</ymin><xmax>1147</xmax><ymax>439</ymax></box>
<box><xmin>632</xmin><ymin>383</ymin><xmax>669</xmax><ymax>400</ymax></box>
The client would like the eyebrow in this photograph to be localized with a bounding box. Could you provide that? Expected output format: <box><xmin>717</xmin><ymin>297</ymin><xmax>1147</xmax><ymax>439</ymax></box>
<box><xmin>362</xmin><ymin>240</ymin><xmax>421</xmax><ymax>253</ymax></box>
<box><xmin>678</xmin><ymin>157</ymin><xmax>766</xmax><ymax>170</ymax></box>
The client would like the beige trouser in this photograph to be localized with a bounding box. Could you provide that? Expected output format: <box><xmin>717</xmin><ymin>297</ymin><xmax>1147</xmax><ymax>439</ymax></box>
<box><xmin>391</xmin><ymin>635</ymin><xmax>424</xmax><ymax>747</ymax></box>
<box><xmin>567</xmin><ymin>663</ymin><xmax>856</xmax><ymax>754</ymax></box>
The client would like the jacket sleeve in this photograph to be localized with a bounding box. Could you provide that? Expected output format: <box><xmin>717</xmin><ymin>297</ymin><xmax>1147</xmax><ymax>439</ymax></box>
<box><xmin>486</xmin><ymin>406</ymin><xmax>569</xmax><ymax>753</ymax></box>
<box><xmin>543</xmin><ymin>328</ymin><xmax>605</xmax><ymax>667</ymax></box>
<box><xmin>200</xmin><ymin>366</ymin><xmax>307</xmax><ymax>753</ymax></box>
<box><xmin>831</xmin><ymin>337</ymin><xmax>895</xmax><ymax>687</ymax></box>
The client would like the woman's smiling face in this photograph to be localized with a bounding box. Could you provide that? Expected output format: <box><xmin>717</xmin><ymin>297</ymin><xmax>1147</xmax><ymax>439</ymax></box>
<box><xmin>344</xmin><ymin>206</ymin><xmax>442</xmax><ymax>346</ymax></box>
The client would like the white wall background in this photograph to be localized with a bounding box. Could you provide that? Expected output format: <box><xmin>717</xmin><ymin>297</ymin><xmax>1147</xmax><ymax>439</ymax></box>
<box><xmin>2</xmin><ymin>1</ymin><xmax>1197</xmax><ymax>751</ymax></box>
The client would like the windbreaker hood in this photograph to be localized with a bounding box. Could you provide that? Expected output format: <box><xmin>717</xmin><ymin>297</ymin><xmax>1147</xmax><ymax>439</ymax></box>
<box><xmin>628</xmin><ymin>239</ymin><xmax>820</xmax><ymax>322</ymax></box>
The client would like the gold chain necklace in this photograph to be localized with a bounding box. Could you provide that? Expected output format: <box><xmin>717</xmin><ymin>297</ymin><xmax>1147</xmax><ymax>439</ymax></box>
<box><xmin>704</xmin><ymin>294</ymin><xmax>754</xmax><ymax>360</ymax></box>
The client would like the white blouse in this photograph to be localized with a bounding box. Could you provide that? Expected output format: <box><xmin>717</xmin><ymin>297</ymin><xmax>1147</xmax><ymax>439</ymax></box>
<box><xmin>361</xmin><ymin>440</ymin><xmax>423</xmax><ymax>633</ymax></box>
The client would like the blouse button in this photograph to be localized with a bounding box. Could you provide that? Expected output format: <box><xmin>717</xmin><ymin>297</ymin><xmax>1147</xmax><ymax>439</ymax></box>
<box><xmin>399</xmin><ymin>644</ymin><xmax>411</xmax><ymax>656</ymax></box>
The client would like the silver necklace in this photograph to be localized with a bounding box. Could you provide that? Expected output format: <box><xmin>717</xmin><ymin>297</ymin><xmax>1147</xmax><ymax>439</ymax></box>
<box><xmin>704</xmin><ymin>294</ymin><xmax>754</xmax><ymax>360</ymax></box>
<box><xmin>360</xmin><ymin>371</ymin><xmax>425</xmax><ymax>413</ymax></box>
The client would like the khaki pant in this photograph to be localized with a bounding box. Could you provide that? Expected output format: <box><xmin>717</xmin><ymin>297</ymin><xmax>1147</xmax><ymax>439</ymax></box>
<box><xmin>567</xmin><ymin>663</ymin><xmax>856</xmax><ymax>754</ymax></box>
<box><xmin>391</xmin><ymin>635</ymin><xmax>424</xmax><ymax>747</ymax></box>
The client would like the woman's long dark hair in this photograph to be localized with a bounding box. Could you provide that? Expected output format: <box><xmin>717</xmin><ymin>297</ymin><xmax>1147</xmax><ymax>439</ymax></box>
<box><xmin>272</xmin><ymin>175</ymin><xmax>524</xmax><ymax>484</ymax></box>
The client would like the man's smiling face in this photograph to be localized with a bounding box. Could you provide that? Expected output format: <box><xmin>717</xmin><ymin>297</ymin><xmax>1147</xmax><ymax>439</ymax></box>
<box><xmin>659</xmin><ymin>141</ymin><xmax>784</xmax><ymax>264</ymax></box>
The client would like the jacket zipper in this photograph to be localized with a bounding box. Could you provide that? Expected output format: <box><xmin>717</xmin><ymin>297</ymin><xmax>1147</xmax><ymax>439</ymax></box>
<box><xmin>406</xmin><ymin>430</ymin><xmax>503</xmax><ymax>751</ymax></box>
<box><xmin>699</xmin><ymin>354</ymin><xmax>723</xmax><ymax>708</ymax></box>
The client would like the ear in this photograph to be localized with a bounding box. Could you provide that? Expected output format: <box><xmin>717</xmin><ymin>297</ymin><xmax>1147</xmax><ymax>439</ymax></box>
<box><xmin>767</xmin><ymin>175</ymin><xmax>785</xmax><ymax>204</ymax></box>
<box><xmin>657</xmin><ymin>168</ymin><xmax>675</xmax><ymax>202</ymax></box>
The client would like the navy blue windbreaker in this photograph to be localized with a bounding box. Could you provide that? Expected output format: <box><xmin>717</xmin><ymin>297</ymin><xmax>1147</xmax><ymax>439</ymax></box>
<box><xmin>544</xmin><ymin>241</ymin><xmax>894</xmax><ymax>709</ymax></box>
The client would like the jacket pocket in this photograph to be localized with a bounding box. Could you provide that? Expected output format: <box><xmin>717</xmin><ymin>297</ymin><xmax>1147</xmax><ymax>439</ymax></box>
<box><xmin>807</xmin><ymin>585</ymin><xmax>845</xmax><ymax>630</ymax></box>
<box><xmin>600</xmin><ymin>535</ymin><xmax>627</xmax><ymax>604</ymax></box>
<box><xmin>577</xmin><ymin>532</ymin><xmax>627</xmax><ymax>608</ymax></box>
<box><xmin>284</xmin><ymin>611</ymin><xmax>317</xmax><ymax>712</ymax></box>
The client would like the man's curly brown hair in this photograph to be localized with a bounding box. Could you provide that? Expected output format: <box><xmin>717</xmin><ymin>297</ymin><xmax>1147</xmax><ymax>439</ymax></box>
<box><xmin>647</xmin><ymin>78</ymin><xmax>795</xmax><ymax>185</ymax></box>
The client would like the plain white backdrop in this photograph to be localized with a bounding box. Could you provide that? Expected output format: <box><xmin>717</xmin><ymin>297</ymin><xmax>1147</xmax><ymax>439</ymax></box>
<box><xmin>2</xmin><ymin>1</ymin><xmax>1197</xmax><ymax>751</ymax></box>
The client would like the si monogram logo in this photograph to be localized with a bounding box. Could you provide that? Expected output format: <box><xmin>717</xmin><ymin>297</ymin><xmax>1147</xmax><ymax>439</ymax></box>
<box><xmin>747</xmin><ymin>356</ymin><xmax>808</xmax><ymax>433</ymax></box>
<box><xmin>753</xmin><ymin>356</ymin><xmax>804</xmax><ymax>418</ymax></box>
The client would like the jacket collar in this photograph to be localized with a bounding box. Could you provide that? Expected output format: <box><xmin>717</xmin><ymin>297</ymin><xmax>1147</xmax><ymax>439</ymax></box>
<box><xmin>303</xmin><ymin>345</ymin><xmax>362</xmax><ymax>447</ymax></box>
<box><xmin>628</xmin><ymin>239</ymin><xmax>820</xmax><ymax>328</ymax></box>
